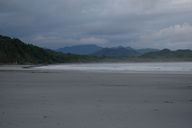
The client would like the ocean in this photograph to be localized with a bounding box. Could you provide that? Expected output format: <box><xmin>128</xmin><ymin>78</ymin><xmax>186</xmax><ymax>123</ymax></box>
<box><xmin>34</xmin><ymin>62</ymin><xmax>192</xmax><ymax>73</ymax></box>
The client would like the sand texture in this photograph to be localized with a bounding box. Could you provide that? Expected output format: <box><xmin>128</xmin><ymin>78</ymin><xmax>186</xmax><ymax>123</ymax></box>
<box><xmin>0</xmin><ymin>67</ymin><xmax>192</xmax><ymax>128</ymax></box>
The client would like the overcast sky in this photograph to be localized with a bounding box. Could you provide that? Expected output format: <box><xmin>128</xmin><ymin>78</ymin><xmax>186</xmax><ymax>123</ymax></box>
<box><xmin>0</xmin><ymin>0</ymin><xmax>192</xmax><ymax>49</ymax></box>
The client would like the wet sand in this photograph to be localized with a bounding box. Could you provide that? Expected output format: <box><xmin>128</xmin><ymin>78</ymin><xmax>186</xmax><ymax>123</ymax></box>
<box><xmin>0</xmin><ymin>66</ymin><xmax>192</xmax><ymax>128</ymax></box>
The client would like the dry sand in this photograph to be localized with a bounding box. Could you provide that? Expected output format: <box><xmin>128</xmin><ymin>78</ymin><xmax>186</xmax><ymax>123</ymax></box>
<box><xmin>0</xmin><ymin>66</ymin><xmax>192</xmax><ymax>128</ymax></box>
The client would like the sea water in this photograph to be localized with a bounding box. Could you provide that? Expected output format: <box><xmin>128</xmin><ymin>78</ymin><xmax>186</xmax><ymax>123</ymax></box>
<box><xmin>34</xmin><ymin>62</ymin><xmax>192</xmax><ymax>73</ymax></box>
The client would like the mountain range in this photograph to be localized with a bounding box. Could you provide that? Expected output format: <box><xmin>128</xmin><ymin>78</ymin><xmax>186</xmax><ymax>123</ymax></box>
<box><xmin>56</xmin><ymin>45</ymin><xmax>159</xmax><ymax>56</ymax></box>
<box><xmin>57</xmin><ymin>44</ymin><xmax>102</xmax><ymax>55</ymax></box>
<box><xmin>1</xmin><ymin>35</ymin><xmax>192</xmax><ymax>64</ymax></box>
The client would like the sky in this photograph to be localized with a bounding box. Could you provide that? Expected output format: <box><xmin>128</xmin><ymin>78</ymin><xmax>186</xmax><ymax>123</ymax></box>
<box><xmin>0</xmin><ymin>0</ymin><xmax>192</xmax><ymax>49</ymax></box>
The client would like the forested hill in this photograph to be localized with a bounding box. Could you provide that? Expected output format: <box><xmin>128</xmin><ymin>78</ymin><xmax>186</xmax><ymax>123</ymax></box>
<box><xmin>142</xmin><ymin>49</ymin><xmax>192</xmax><ymax>59</ymax></box>
<box><xmin>0</xmin><ymin>35</ymin><xmax>97</xmax><ymax>64</ymax></box>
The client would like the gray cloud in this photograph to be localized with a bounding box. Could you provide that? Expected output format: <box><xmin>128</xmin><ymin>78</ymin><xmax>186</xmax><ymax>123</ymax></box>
<box><xmin>0</xmin><ymin>0</ymin><xmax>192</xmax><ymax>49</ymax></box>
<box><xmin>137</xmin><ymin>23</ymin><xmax>192</xmax><ymax>50</ymax></box>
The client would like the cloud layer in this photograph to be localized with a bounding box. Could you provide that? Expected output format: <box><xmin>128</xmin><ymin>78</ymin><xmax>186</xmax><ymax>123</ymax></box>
<box><xmin>0</xmin><ymin>0</ymin><xmax>192</xmax><ymax>49</ymax></box>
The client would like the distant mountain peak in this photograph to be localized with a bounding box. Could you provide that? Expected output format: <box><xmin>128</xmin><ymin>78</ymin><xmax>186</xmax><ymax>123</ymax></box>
<box><xmin>56</xmin><ymin>44</ymin><xmax>102</xmax><ymax>55</ymax></box>
<box><xmin>92</xmin><ymin>47</ymin><xmax>139</xmax><ymax>57</ymax></box>
<box><xmin>56</xmin><ymin>44</ymin><xmax>160</xmax><ymax>56</ymax></box>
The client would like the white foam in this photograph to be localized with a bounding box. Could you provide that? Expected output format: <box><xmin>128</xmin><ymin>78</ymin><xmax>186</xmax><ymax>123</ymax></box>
<box><xmin>34</xmin><ymin>62</ymin><xmax>192</xmax><ymax>73</ymax></box>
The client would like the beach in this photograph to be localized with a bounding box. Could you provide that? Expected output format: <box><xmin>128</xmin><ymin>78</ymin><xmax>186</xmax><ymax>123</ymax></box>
<box><xmin>0</xmin><ymin>65</ymin><xmax>192</xmax><ymax>128</ymax></box>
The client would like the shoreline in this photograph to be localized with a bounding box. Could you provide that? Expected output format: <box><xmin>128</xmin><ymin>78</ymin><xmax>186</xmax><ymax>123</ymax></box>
<box><xmin>1</xmin><ymin>62</ymin><xmax>192</xmax><ymax>75</ymax></box>
<box><xmin>0</xmin><ymin>66</ymin><xmax>192</xmax><ymax>128</ymax></box>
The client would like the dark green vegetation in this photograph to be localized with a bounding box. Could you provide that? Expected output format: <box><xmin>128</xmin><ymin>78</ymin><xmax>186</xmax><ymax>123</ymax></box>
<box><xmin>141</xmin><ymin>49</ymin><xmax>192</xmax><ymax>61</ymax></box>
<box><xmin>0</xmin><ymin>35</ymin><xmax>192</xmax><ymax>64</ymax></box>
<box><xmin>0</xmin><ymin>35</ymin><xmax>98</xmax><ymax>64</ymax></box>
